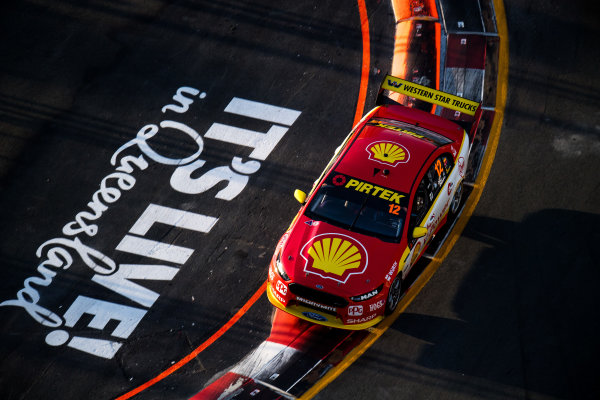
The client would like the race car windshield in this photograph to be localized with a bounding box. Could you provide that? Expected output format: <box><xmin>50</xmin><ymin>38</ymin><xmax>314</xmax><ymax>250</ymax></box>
<box><xmin>305</xmin><ymin>174</ymin><xmax>408</xmax><ymax>242</ymax></box>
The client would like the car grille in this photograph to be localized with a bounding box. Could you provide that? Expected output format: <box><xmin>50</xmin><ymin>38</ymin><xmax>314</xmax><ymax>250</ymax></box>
<box><xmin>288</xmin><ymin>283</ymin><xmax>349</xmax><ymax>308</ymax></box>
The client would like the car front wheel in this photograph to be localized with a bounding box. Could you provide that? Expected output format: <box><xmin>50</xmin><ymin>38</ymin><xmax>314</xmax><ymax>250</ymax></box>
<box><xmin>385</xmin><ymin>275</ymin><xmax>402</xmax><ymax>315</ymax></box>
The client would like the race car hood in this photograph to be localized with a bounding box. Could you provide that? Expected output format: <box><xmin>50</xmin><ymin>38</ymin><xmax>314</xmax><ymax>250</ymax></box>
<box><xmin>278</xmin><ymin>214</ymin><xmax>403</xmax><ymax>297</ymax></box>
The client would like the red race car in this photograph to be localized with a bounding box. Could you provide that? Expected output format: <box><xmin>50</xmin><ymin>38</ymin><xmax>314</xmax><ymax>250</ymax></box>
<box><xmin>267</xmin><ymin>76</ymin><xmax>481</xmax><ymax>329</ymax></box>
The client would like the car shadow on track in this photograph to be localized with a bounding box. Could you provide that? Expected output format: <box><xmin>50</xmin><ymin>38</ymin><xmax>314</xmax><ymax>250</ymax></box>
<box><xmin>390</xmin><ymin>209</ymin><xmax>600</xmax><ymax>400</ymax></box>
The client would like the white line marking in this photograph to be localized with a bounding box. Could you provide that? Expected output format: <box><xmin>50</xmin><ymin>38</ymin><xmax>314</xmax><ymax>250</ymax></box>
<box><xmin>116</xmin><ymin>235</ymin><xmax>194</xmax><ymax>265</ymax></box>
<box><xmin>225</xmin><ymin>97</ymin><xmax>301</xmax><ymax>126</ymax></box>
<box><xmin>129</xmin><ymin>204</ymin><xmax>218</xmax><ymax>236</ymax></box>
<box><xmin>92</xmin><ymin>264</ymin><xmax>180</xmax><ymax>308</ymax></box>
<box><xmin>205</xmin><ymin>123</ymin><xmax>288</xmax><ymax>161</ymax></box>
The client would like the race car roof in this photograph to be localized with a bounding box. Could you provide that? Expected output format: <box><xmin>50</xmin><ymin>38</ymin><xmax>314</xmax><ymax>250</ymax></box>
<box><xmin>333</xmin><ymin>105</ymin><xmax>464</xmax><ymax>194</ymax></box>
<box><xmin>374</xmin><ymin>104</ymin><xmax>464</xmax><ymax>141</ymax></box>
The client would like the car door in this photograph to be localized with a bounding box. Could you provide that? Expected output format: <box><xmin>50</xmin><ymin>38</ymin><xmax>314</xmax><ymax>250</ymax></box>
<box><xmin>401</xmin><ymin>153</ymin><xmax>454</xmax><ymax>278</ymax></box>
<box><xmin>420</xmin><ymin>153</ymin><xmax>454</xmax><ymax>240</ymax></box>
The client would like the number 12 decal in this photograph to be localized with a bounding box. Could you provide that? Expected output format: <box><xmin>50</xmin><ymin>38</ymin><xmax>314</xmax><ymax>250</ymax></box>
<box><xmin>388</xmin><ymin>204</ymin><xmax>401</xmax><ymax>215</ymax></box>
<box><xmin>434</xmin><ymin>159</ymin><xmax>444</xmax><ymax>177</ymax></box>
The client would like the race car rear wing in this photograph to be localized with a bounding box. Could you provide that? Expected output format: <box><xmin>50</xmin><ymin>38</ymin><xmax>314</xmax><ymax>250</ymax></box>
<box><xmin>377</xmin><ymin>75</ymin><xmax>482</xmax><ymax>138</ymax></box>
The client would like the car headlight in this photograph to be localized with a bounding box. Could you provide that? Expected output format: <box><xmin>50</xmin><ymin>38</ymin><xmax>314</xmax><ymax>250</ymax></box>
<box><xmin>350</xmin><ymin>284</ymin><xmax>383</xmax><ymax>302</ymax></box>
<box><xmin>275</xmin><ymin>252</ymin><xmax>290</xmax><ymax>281</ymax></box>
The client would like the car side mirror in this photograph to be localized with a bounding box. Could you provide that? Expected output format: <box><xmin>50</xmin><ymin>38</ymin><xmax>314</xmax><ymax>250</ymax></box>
<box><xmin>412</xmin><ymin>226</ymin><xmax>428</xmax><ymax>239</ymax></box>
<box><xmin>294</xmin><ymin>189</ymin><xmax>307</xmax><ymax>204</ymax></box>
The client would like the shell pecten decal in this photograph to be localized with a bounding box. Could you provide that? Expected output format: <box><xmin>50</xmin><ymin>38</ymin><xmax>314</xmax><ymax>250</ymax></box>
<box><xmin>309</xmin><ymin>238</ymin><xmax>360</xmax><ymax>275</ymax></box>
<box><xmin>367</xmin><ymin>141</ymin><xmax>410</xmax><ymax>166</ymax></box>
<box><xmin>301</xmin><ymin>233</ymin><xmax>368</xmax><ymax>283</ymax></box>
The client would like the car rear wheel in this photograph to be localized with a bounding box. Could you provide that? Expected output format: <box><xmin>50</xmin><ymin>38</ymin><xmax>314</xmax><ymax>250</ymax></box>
<box><xmin>385</xmin><ymin>275</ymin><xmax>402</xmax><ymax>315</ymax></box>
<box><xmin>450</xmin><ymin>180</ymin><xmax>463</xmax><ymax>215</ymax></box>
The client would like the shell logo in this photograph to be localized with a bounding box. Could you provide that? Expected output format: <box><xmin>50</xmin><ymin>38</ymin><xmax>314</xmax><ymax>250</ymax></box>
<box><xmin>309</xmin><ymin>238</ymin><xmax>360</xmax><ymax>275</ymax></box>
<box><xmin>367</xmin><ymin>141</ymin><xmax>410</xmax><ymax>166</ymax></box>
<box><xmin>301</xmin><ymin>234</ymin><xmax>368</xmax><ymax>283</ymax></box>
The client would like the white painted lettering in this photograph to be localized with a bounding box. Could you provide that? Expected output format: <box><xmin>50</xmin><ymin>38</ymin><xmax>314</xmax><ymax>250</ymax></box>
<box><xmin>92</xmin><ymin>264</ymin><xmax>179</xmax><ymax>308</ymax></box>
<box><xmin>67</xmin><ymin>335</ymin><xmax>122</xmax><ymax>359</ymax></box>
<box><xmin>37</xmin><ymin>237</ymin><xmax>117</xmax><ymax>275</ymax></box>
<box><xmin>161</xmin><ymin>86</ymin><xmax>200</xmax><ymax>114</ymax></box>
<box><xmin>3</xmin><ymin>92</ymin><xmax>302</xmax><ymax>359</ymax></box>
<box><xmin>204</xmin><ymin>123</ymin><xmax>288</xmax><ymax>161</ymax></box>
<box><xmin>129</xmin><ymin>204</ymin><xmax>218</xmax><ymax>236</ymax></box>
<box><xmin>115</xmin><ymin>121</ymin><xmax>204</xmax><ymax>167</ymax></box>
<box><xmin>230</xmin><ymin>157</ymin><xmax>261</xmax><ymax>175</ymax></box>
<box><xmin>0</xmin><ymin>247</ymin><xmax>73</xmax><ymax>327</ymax></box>
<box><xmin>116</xmin><ymin>235</ymin><xmax>194</xmax><ymax>265</ymax></box>
<box><xmin>0</xmin><ymin>297</ymin><xmax>63</xmax><ymax>327</ymax></box>
<box><xmin>171</xmin><ymin>162</ymin><xmax>247</xmax><ymax>199</ymax></box>
<box><xmin>224</xmin><ymin>97</ymin><xmax>301</xmax><ymax>126</ymax></box>
<box><xmin>63</xmin><ymin>157</ymin><xmax>149</xmax><ymax>237</ymax></box>
<box><xmin>112</xmin><ymin>154</ymin><xmax>149</xmax><ymax>173</ymax></box>
<box><xmin>45</xmin><ymin>329</ymin><xmax>123</xmax><ymax>359</ymax></box>
<box><xmin>170</xmin><ymin>156</ymin><xmax>261</xmax><ymax>198</ymax></box>
<box><xmin>62</xmin><ymin>295</ymin><xmax>146</xmax><ymax>339</ymax></box>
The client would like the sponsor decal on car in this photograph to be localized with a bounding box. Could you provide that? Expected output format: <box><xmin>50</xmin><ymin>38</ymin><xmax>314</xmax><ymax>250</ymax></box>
<box><xmin>366</xmin><ymin>119</ymin><xmax>453</xmax><ymax>147</ymax></box>
<box><xmin>349</xmin><ymin>285</ymin><xmax>382</xmax><ymax>302</ymax></box>
<box><xmin>369</xmin><ymin>300</ymin><xmax>385</xmax><ymax>312</ymax></box>
<box><xmin>410</xmin><ymin>242</ymin><xmax>422</xmax><ymax>266</ymax></box>
<box><xmin>276</xmin><ymin>232</ymin><xmax>290</xmax><ymax>252</ymax></box>
<box><xmin>346</xmin><ymin>313</ymin><xmax>377</xmax><ymax>324</ymax></box>
<box><xmin>348</xmin><ymin>305</ymin><xmax>363</xmax><ymax>316</ymax></box>
<box><xmin>302</xmin><ymin>311</ymin><xmax>328</xmax><ymax>322</ymax></box>
<box><xmin>332</xmin><ymin>174</ymin><xmax>347</xmax><ymax>186</ymax></box>
<box><xmin>295</xmin><ymin>296</ymin><xmax>336</xmax><ymax>313</ymax></box>
<box><xmin>385</xmin><ymin>262</ymin><xmax>397</xmax><ymax>282</ymax></box>
<box><xmin>330</xmin><ymin>173</ymin><xmax>406</xmax><ymax>204</ymax></box>
<box><xmin>458</xmin><ymin>157</ymin><xmax>466</xmax><ymax>177</ymax></box>
<box><xmin>367</xmin><ymin>120</ymin><xmax>427</xmax><ymax>141</ymax></box>
<box><xmin>425</xmin><ymin>212</ymin><xmax>443</xmax><ymax>241</ymax></box>
<box><xmin>275</xmin><ymin>280</ymin><xmax>288</xmax><ymax>296</ymax></box>
<box><xmin>301</xmin><ymin>233</ymin><xmax>368</xmax><ymax>284</ymax></box>
<box><xmin>382</xmin><ymin>75</ymin><xmax>480</xmax><ymax>116</ymax></box>
<box><xmin>366</xmin><ymin>141</ymin><xmax>410</xmax><ymax>166</ymax></box>
<box><xmin>270</xmin><ymin>284</ymin><xmax>287</xmax><ymax>305</ymax></box>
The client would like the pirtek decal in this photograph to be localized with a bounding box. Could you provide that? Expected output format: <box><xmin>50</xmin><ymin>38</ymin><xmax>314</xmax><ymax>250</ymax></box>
<box><xmin>343</xmin><ymin>178</ymin><xmax>405</xmax><ymax>204</ymax></box>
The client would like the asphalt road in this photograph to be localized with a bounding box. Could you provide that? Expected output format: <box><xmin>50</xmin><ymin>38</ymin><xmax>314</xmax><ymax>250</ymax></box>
<box><xmin>0</xmin><ymin>1</ymin><xmax>598</xmax><ymax>400</ymax></box>
<box><xmin>0</xmin><ymin>1</ymin><xmax>392</xmax><ymax>399</ymax></box>
<box><xmin>318</xmin><ymin>0</ymin><xmax>600</xmax><ymax>399</ymax></box>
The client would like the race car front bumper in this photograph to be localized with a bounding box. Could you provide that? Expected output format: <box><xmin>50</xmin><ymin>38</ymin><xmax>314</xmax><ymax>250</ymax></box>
<box><xmin>267</xmin><ymin>282</ymin><xmax>384</xmax><ymax>330</ymax></box>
